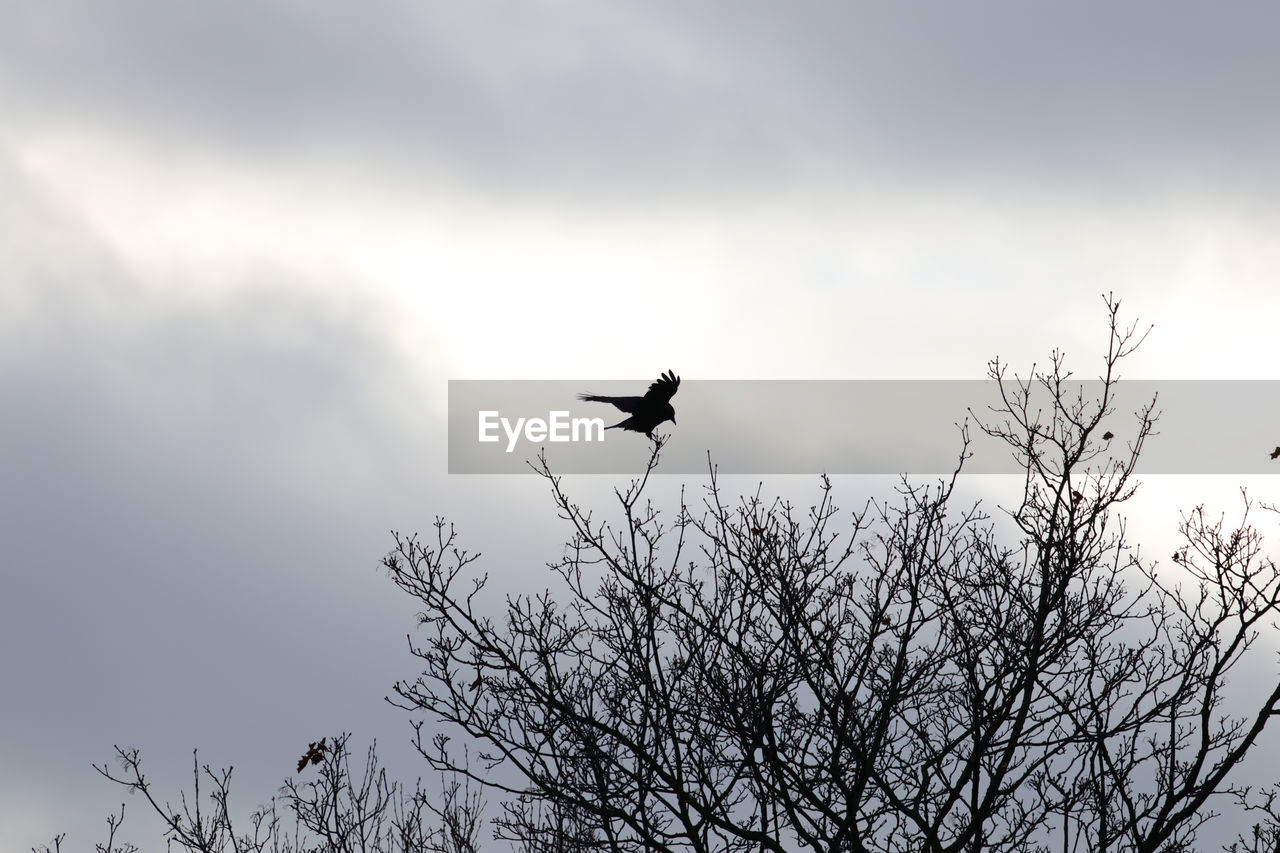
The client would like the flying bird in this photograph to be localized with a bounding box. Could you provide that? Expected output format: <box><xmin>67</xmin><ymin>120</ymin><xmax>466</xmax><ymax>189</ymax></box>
<box><xmin>579</xmin><ymin>370</ymin><xmax>680</xmax><ymax>438</ymax></box>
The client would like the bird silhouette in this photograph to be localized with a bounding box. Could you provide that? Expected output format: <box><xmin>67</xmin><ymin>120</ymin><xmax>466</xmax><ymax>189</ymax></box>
<box><xmin>579</xmin><ymin>370</ymin><xmax>680</xmax><ymax>438</ymax></box>
<box><xmin>1270</xmin><ymin>446</ymin><xmax>1280</xmax><ymax>460</ymax></box>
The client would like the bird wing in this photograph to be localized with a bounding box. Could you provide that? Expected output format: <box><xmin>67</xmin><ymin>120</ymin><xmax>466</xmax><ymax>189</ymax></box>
<box><xmin>578</xmin><ymin>393</ymin><xmax>644</xmax><ymax>414</ymax></box>
<box><xmin>644</xmin><ymin>370</ymin><xmax>680</xmax><ymax>404</ymax></box>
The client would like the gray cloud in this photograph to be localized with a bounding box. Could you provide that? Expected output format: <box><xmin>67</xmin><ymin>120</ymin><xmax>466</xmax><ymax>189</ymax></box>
<box><xmin>5</xmin><ymin>4</ymin><xmax>1280</xmax><ymax>845</ymax></box>
<box><xmin>0</xmin><ymin>161</ymin><xmax>635</xmax><ymax>845</ymax></box>
<box><xmin>4</xmin><ymin>2</ymin><xmax>1280</xmax><ymax>198</ymax></box>
<box><xmin>0</xmin><ymin>161</ymin><xmax>443</xmax><ymax>844</ymax></box>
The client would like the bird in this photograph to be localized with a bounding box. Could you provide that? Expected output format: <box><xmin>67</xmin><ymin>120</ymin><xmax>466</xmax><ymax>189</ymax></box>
<box><xmin>578</xmin><ymin>370</ymin><xmax>681</xmax><ymax>438</ymax></box>
<box><xmin>1270</xmin><ymin>446</ymin><xmax>1280</xmax><ymax>460</ymax></box>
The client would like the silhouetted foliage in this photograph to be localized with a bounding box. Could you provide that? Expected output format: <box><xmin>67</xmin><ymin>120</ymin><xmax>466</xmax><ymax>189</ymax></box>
<box><xmin>34</xmin><ymin>803</ymin><xmax>136</xmax><ymax>853</ymax></box>
<box><xmin>88</xmin><ymin>734</ymin><xmax>477</xmax><ymax>853</ymax></box>
<box><xmin>383</xmin><ymin>297</ymin><xmax>1280</xmax><ymax>852</ymax></box>
<box><xmin>297</xmin><ymin>738</ymin><xmax>328</xmax><ymax>773</ymax></box>
<box><xmin>75</xmin><ymin>297</ymin><xmax>1280</xmax><ymax>852</ymax></box>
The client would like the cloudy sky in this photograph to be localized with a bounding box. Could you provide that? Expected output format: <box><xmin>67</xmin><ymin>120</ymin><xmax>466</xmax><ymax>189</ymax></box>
<box><xmin>4</xmin><ymin>2</ymin><xmax>1280</xmax><ymax>847</ymax></box>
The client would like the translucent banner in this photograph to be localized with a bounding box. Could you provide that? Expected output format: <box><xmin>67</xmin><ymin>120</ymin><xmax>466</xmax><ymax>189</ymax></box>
<box><xmin>448</xmin><ymin>380</ymin><xmax>1280</xmax><ymax>475</ymax></box>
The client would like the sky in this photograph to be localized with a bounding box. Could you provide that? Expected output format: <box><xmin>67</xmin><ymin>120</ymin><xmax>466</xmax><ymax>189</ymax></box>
<box><xmin>4</xmin><ymin>2</ymin><xmax>1280</xmax><ymax>848</ymax></box>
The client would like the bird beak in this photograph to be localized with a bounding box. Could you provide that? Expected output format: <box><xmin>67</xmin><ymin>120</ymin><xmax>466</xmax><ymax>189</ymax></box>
<box><xmin>672</xmin><ymin>417</ymin><xmax>677</xmax><ymax>425</ymax></box>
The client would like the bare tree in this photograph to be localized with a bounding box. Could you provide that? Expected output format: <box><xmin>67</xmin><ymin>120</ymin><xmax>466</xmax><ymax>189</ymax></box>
<box><xmin>383</xmin><ymin>296</ymin><xmax>1280</xmax><ymax>853</ymax></box>
<box><xmin>73</xmin><ymin>296</ymin><xmax>1280</xmax><ymax>852</ymax></box>
<box><xmin>93</xmin><ymin>746</ymin><xmax>285</xmax><ymax>853</ymax></box>
<box><xmin>34</xmin><ymin>802</ymin><xmax>137</xmax><ymax>853</ymax></box>
<box><xmin>90</xmin><ymin>733</ymin><xmax>480</xmax><ymax>853</ymax></box>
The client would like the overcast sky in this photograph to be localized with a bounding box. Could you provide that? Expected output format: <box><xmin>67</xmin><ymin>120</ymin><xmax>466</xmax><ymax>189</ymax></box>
<box><xmin>5</xmin><ymin>2</ymin><xmax>1280</xmax><ymax>848</ymax></box>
